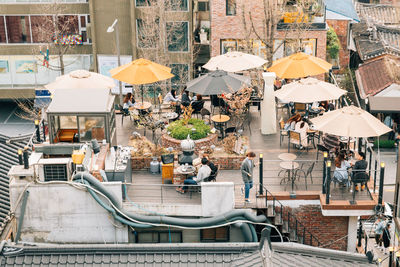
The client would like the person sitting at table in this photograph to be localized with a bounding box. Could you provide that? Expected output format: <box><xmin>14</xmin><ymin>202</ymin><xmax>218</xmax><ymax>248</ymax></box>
<box><xmin>284</xmin><ymin>113</ymin><xmax>301</xmax><ymax>131</ymax></box>
<box><xmin>181</xmin><ymin>87</ymin><xmax>191</xmax><ymax>107</ymax></box>
<box><xmin>333</xmin><ymin>151</ymin><xmax>351</xmax><ymax>187</ymax></box>
<box><xmin>163</xmin><ymin>89</ymin><xmax>179</xmax><ymax>104</ymax></box>
<box><xmin>123</xmin><ymin>93</ymin><xmax>135</xmax><ymax>110</ymax></box>
<box><xmin>203</xmin><ymin>153</ymin><xmax>218</xmax><ymax>179</ymax></box>
<box><xmin>352</xmin><ymin>152</ymin><xmax>368</xmax><ymax>191</ymax></box>
<box><xmin>322</xmin><ymin>133</ymin><xmax>341</xmax><ymax>153</ymax></box>
<box><xmin>177</xmin><ymin>157</ymin><xmax>211</xmax><ymax>193</ymax></box>
<box><xmin>294</xmin><ymin>120</ymin><xmax>309</xmax><ymax>148</ymax></box>
<box><xmin>191</xmin><ymin>94</ymin><xmax>205</xmax><ymax>113</ymax></box>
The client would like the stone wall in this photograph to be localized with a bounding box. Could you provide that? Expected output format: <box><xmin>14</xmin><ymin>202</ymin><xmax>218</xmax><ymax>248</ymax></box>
<box><xmin>161</xmin><ymin>133</ymin><xmax>218</xmax><ymax>153</ymax></box>
<box><xmin>285</xmin><ymin>205</ymin><xmax>348</xmax><ymax>251</ymax></box>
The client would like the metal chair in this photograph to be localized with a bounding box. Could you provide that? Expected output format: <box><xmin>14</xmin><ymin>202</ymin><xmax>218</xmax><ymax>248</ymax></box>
<box><xmin>200</xmin><ymin>108</ymin><xmax>211</xmax><ymax>124</ymax></box>
<box><xmin>350</xmin><ymin>172</ymin><xmax>370</xmax><ymax>204</ymax></box>
<box><xmin>279</xmin><ymin>120</ymin><xmax>288</xmax><ymax>146</ymax></box>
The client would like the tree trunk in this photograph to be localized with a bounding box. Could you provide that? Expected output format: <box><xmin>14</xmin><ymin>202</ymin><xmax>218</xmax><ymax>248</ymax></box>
<box><xmin>59</xmin><ymin>53</ymin><xmax>65</xmax><ymax>75</ymax></box>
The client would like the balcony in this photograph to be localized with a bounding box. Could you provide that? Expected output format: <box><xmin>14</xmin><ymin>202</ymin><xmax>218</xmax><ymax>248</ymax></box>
<box><xmin>277</xmin><ymin>0</ymin><xmax>326</xmax><ymax>30</ymax></box>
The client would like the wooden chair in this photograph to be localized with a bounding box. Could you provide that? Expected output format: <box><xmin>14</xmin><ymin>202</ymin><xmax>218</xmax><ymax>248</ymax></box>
<box><xmin>294</xmin><ymin>103</ymin><xmax>306</xmax><ymax>115</ymax></box>
<box><xmin>279</xmin><ymin>120</ymin><xmax>288</xmax><ymax>146</ymax></box>
<box><xmin>288</xmin><ymin>131</ymin><xmax>309</xmax><ymax>152</ymax></box>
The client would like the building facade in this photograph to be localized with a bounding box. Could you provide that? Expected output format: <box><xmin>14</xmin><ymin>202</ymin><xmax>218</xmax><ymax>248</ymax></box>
<box><xmin>209</xmin><ymin>0</ymin><xmax>327</xmax><ymax>64</ymax></box>
<box><xmin>0</xmin><ymin>0</ymin><xmax>194</xmax><ymax>99</ymax></box>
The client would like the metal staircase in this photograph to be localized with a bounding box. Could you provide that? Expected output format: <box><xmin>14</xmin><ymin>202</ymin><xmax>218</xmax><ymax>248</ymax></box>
<box><xmin>257</xmin><ymin>185</ymin><xmax>321</xmax><ymax>247</ymax></box>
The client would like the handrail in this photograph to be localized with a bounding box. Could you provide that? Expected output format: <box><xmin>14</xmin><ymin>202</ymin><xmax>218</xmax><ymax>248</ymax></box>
<box><xmin>261</xmin><ymin>184</ymin><xmax>322</xmax><ymax>247</ymax></box>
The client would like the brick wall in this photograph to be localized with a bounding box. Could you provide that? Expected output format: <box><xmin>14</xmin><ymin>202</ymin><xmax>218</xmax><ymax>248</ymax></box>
<box><xmin>327</xmin><ymin>19</ymin><xmax>350</xmax><ymax>69</ymax></box>
<box><xmin>161</xmin><ymin>133</ymin><xmax>219</xmax><ymax>154</ymax></box>
<box><xmin>210</xmin><ymin>0</ymin><xmax>327</xmax><ymax>60</ymax></box>
<box><xmin>286</xmin><ymin>205</ymin><xmax>348</xmax><ymax>251</ymax></box>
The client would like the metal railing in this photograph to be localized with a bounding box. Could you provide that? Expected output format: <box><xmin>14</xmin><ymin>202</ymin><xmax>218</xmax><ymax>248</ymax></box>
<box><xmin>261</xmin><ymin>184</ymin><xmax>322</xmax><ymax>247</ymax></box>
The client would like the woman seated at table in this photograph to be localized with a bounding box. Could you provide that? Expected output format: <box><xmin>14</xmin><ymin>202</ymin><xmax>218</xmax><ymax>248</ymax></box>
<box><xmin>333</xmin><ymin>151</ymin><xmax>351</xmax><ymax>187</ymax></box>
<box><xmin>123</xmin><ymin>93</ymin><xmax>135</xmax><ymax>110</ymax></box>
<box><xmin>164</xmin><ymin>89</ymin><xmax>179</xmax><ymax>105</ymax></box>
<box><xmin>191</xmin><ymin>94</ymin><xmax>205</xmax><ymax>112</ymax></box>
<box><xmin>309</xmin><ymin>102</ymin><xmax>325</xmax><ymax>114</ymax></box>
<box><xmin>177</xmin><ymin>158</ymin><xmax>211</xmax><ymax>194</ymax></box>
<box><xmin>284</xmin><ymin>113</ymin><xmax>302</xmax><ymax>131</ymax></box>
<box><xmin>181</xmin><ymin>87</ymin><xmax>191</xmax><ymax>108</ymax></box>
<box><xmin>294</xmin><ymin>120</ymin><xmax>309</xmax><ymax>148</ymax></box>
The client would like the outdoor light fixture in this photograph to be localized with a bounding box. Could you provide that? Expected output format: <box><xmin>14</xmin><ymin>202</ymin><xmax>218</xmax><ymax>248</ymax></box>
<box><xmin>34</xmin><ymin>119</ymin><xmax>39</xmax><ymax>125</ymax></box>
<box><xmin>107</xmin><ymin>19</ymin><xmax>118</xmax><ymax>33</ymax></box>
<box><xmin>381</xmin><ymin>162</ymin><xmax>385</xmax><ymax>168</ymax></box>
<box><xmin>323</xmin><ymin>152</ymin><xmax>328</xmax><ymax>158</ymax></box>
<box><xmin>259</xmin><ymin>153</ymin><xmax>263</xmax><ymax>158</ymax></box>
<box><xmin>327</xmin><ymin>161</ymin><xmax>331</xmax><ymax>167</ymax></box>
<box><xmin>106</xmin><ymin>19</ymin><xmax>123</xmax><ymax>106</ymax></box>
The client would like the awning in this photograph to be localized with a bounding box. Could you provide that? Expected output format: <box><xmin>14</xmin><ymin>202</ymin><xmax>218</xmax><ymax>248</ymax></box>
<box><xmin>368</xmin><ymin>96</ymin><xmax>400</xmax><ymax>113</ymax></box>
<box><xmin>34</xmin><ymin>97</ymin><xmax>52</xmax><ymax>108</ymax></box>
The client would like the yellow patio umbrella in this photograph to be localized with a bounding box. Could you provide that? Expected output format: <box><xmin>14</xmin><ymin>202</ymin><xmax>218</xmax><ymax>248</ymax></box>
<box><xmin>110</xmin><ymin>58</ymin><xmax>174</xmax><ymax>103</ymax></box>
<box><xmin>268</xmin><ymin>52</ymin><xmax>332</xmax><ymax>79</ymax></box>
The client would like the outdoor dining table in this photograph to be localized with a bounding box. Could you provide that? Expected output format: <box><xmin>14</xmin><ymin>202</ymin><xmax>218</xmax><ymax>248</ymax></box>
<box><xmin>279</xmin><ymin>161</ymin><xmax>299</xmax><ymax>192</ymax></box>
<box><xmin>211</xmin><ymin>114</ymin><xmax>230</xmax><ymax>139</ymax></box>
<box><xmin>175</xmin><ymin>165</ymin><xmax>196</xmax><ymax>181</ymax></box>
<box><xmin>278</xmin><ymin>153</ymin><xmax>297</xmax><ymax>161</ymax></box>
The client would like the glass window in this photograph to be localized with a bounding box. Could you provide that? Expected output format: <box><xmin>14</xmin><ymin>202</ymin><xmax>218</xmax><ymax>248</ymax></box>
<box><xmin>78</xmin><ymin>116</ymin><xmax>105</xmax><ymax>142</ymax></box>
<box><xmin>166</xmin><ymin>21</ymin><xmax>189</xmax><ymax>52</ymax></box>
<box><xmin>201</xmin><ymin>227</ymin><xmax>230</xmax><ymax>242</ymax></box>
<box><xmin>226</xmin><ymin>0</ymin><xmax>236</xmax><ymax>16</ymax></box>
<box><xmin>221</xmin><ymin>39</ymin><xmax>237</xmax><ymax>54</ymax></box>
<box><xmin>198</xmin><ymin>1</ymin><xmax>209</xmax><ymax>12</ymax></box>
<box><xmin>5</xmin><ymin>16</ymin><xmax>31</xmax><ymax>43</ymax></box>
<box><xmin>0</xmin><ymin>16</ymin><xmax>6</xmax><ymax>43</ymax></box>
<box><xmin>136</xmin><ymin>0</ymin><xmax>151</xmax><ymax>6</ymax></box>
<box><xmin>59</xmin><ymin>116</ymin><xmax>77</xmax><ymax>129</ymax></box>
<box><xmin>284</xmin><ymin>38</ymin><xmax>316</xmax><ymax>57</ymax></box>
<box><xmin>137</xmin><ymin>231</ymin><xmax>182</xmax><ymax>243</ymax></box>
<box><xmin>30</xmin><ymin>16</ymin><xmax>54</xmax><ymax>43</ymax></box>
<box><xmin>136</xmin><ymin>18</ymin><xmax>158</xmax><ymax>49</ymax></box>
<box><xmin>169</xmin><ymin>63</ymin><xmax>189</xmax><ymax>88</ymax></box>
<box><xmin>166</xmin><ymin>0</ymin><xmax>188</xmax><ymax>11</ymax></box>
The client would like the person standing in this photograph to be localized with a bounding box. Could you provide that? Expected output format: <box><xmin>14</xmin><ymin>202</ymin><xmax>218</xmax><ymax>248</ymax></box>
<box><xmin>352</xmin><ymin>152</ymin><xmax>368</xmax><ymax>191</ymax></box>
<box><xmin>374</xmin><ymin>216</ymin><xmax>385</xmax><ymax>249</ymax></box>
<box><xmin>382</xmin><ymin>223</ymin><xmax>392</xmax><ymax>255</ymax></box>
<box><xmin>241</xmin><ymin>151</ymin><xmax>256</xmax><ymax>203</ymax></box>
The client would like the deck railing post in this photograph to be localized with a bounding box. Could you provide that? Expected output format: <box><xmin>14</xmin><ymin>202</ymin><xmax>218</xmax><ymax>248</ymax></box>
<box><xmin>368</xmin><ymin>147</ymin><xmax>372</xmax><ymax>177</ymax></box>
<box><xmin>378</xmin><ymin>162</ymin><xmax>385</xmax><ymax>210</ymax></box>
<box><xmin>357</xmin><ymin>220</ymin><xmax>362</xmax><ymax>247</ymax></box>
<box><xmin>322</xmin><ymin>152</ymin><xmax>328</xmax><ymax>194</ymax></box>
<box><xmin>35</xmin><ymin>119</ymin><xmax>41</xmax><ymax>143</ymax></box>
<box><xmin>374</xmin><ymin>160</ymin><xmax>378</xmax><ymax>193</ymax></box>
<box><xmin>259</xmin><ymin>153</ymin><xmax>263</xmax><ymax>195</ymax></box>
<box><xmin>42</xmin><ymin>120</ymin><xmax>46</xmax><ymax>141</ymax></box>
<box><xmin>326</xmin><ymin>161</ymin><xmax>331</xmax><ymax>204</ymax></box>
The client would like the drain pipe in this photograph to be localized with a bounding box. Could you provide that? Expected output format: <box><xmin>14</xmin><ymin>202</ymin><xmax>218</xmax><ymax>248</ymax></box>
<box><xmin>15</xmin><ymin>190</ymin><xmax>30</xmax><ymax>244</ymax></box>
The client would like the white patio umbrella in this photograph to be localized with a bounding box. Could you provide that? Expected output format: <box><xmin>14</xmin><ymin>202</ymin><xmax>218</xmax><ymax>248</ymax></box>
<box><xmin>274</xmin><ymin>77</ymin><xmax>347</xmax><ymax>103</ymax></box>
<box><xmin>203</xmin><ymin>51</ymin><xmax>267</xmax><ymax>73</ymax></box>
<box><xmin>310</xmin><ymin>105</ymin><xmax>391</xmax><ymax>138</ymax></box>
<box><xmin>45</xmin><ymin>69</ymin><xmax>115</xmax><ymax>92</ymax></box>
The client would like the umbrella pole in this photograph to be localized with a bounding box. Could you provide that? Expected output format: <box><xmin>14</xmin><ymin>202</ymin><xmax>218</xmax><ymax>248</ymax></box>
<box><xmin>141</xmin><ymin>85</ymin><xmax>144</xmax><ymax>104</ymax></box>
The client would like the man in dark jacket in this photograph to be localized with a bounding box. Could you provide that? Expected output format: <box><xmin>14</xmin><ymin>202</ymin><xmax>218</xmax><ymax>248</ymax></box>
<box><xmin>352</xmin><ymin>152</ymin><xmax>368</xmax><ymax>191</ymax></box>
<box><xmin>181</xmin><ymin>87</ymin><xmax>191</xmax><ymax>107</ymax></box>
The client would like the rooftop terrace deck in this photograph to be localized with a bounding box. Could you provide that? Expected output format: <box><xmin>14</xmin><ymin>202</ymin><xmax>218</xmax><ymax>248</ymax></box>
<box><xmin>118</xmin><ymin>103</ymin><xmax>380</xmax><ymax>209</ymax></box>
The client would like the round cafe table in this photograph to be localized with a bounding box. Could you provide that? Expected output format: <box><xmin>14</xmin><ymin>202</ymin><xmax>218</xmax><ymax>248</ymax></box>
<box><xmin>211</xmin><ymin>115</ymin><xmax>230</xmax><ymax>139</ymax></box>
<box><xmin>134</xmin><ymin>101</ymin><xmax>152</xmax><ymax>115</ymax></box>
<box><xmin>278</xmin><ymin>153</ymin><xmax>297</xmax><ymax>161</ymax></box>
<box><xmin>279</xmin><ymin>161</ymin><xmax>299</xmax><ymax>192</ymax></box>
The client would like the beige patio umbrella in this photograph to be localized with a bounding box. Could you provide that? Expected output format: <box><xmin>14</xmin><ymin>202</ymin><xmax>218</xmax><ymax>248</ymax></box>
<box><xmin>274</xmin><ymin>77</ymin><xmax>347</xmax><ymax>103</ymax></box>
<box><xmin>45</xmin><ymin>69</ymin><xmax>115</xmax><ymax>92</ymax></box>
<box><xmin>310</xmin><ymin>105</ymin><xmax>391</xmax><ymax>137</ymax></box>
<box><xmin>203</xmin><ymin>51</ymin><xmax>267</xmax><ymax>72</ymax></box>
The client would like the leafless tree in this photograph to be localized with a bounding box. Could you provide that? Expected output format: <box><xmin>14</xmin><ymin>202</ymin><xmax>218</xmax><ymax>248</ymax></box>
<box><xmin>135</xmin><ymin>0</ymin><xmax>194</xmax><ymax>100</ymax></box>
<box><xmin>240</xmin><ymin>0</ymin><xmax>321</xmax><ymax>66</ymax></box>
<box><xmin>31</xmin><ymin>2</ymin><xmax>82</xmax><ymax>75</ymax></box>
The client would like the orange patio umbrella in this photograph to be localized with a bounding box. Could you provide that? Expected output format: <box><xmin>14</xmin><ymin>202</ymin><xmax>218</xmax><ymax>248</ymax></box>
<box><xmin>110</xmin><ymin>58</ymin><xmax>174</xmax><ymax>103</ymax></box>
<box><xmin>267</xmin><ymin>52</ymin><xmax>332</xmax><ymax>79</ymax></box>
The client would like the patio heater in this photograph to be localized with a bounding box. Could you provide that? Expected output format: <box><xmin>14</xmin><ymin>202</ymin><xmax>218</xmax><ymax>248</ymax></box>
<box><xmin>178</xmin><ymin>135</ymin><xmax>198</xmax><ymax>165</ymax></box>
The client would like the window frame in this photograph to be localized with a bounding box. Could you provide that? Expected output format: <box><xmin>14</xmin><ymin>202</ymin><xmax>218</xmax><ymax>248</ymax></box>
<box><xmin>0</xmin><ymin>14</ymin><xmax>91</xmax><ymax>45</ymax></box>
<box><xmin>200</xmin><ymin>226</ymin><xmax>230</xmax><ymax>242</ymax></box>
<box><xmin>136</xmin><ymin>231</ymin><xmax>183</xmax><ymax>243</ymax></box>
<box><xmin>226</xmin><ymin>0</ymin><xmax>236</xmax><ymax>16</ymax></box>
<box><xmin>166</xmin><ymin>21</ymin><xmax>190</xmax><ymax>53</ymax></box>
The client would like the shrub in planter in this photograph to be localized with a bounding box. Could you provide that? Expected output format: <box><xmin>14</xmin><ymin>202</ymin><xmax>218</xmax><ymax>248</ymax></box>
<box><xmin>373</xmin><ymin>140</ymin><xmax>395</xmax><ymax>148</ymax></box>
<box><xmin>167</xmin><ymin>118</ymin><xmax>210</xmax><ymax>140</ymax></box>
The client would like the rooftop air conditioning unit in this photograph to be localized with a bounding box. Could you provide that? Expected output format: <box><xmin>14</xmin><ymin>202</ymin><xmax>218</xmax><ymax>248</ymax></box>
<box><xmin>37</xmin><ymin>158</ymin><xmax>72</xmax><ymax>182</ymax></box>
